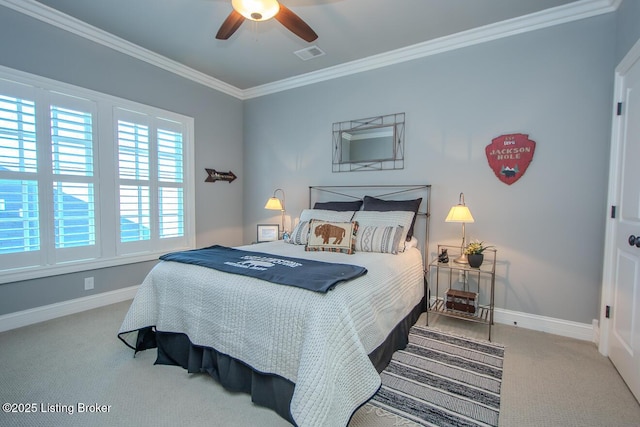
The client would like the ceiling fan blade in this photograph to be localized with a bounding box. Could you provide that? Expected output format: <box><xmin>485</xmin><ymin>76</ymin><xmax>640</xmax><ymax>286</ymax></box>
<box><xmin>216</xmin><ymin>10</ymin><xmax>245</xmax><ymax>40</ymax></box>
<box><xmin>275</xmin><ymin>4</ymin><xmax>318</xmax><ymax>42</ymax></box>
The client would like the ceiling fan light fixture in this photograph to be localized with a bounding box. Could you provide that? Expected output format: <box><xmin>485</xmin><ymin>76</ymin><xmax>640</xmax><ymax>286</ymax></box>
<box><xmin>232</xmin><ymin>0</ymin><xmax>280</xmax><ymax>22</ymax></box>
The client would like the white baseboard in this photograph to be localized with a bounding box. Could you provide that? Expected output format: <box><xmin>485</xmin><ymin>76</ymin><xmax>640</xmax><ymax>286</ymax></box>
<box><xmin>493</xmin><ymin>307</ymin><xmax>594</xmax><ymax>342</ymax></box>
<box><xmin>427</xmin><ymin>297</ymin><xmax>594</xmax><ymax>342</ymax></box>
<box><xmin>0</xmin><ymin>285</ymin><xmax>139</xmax><ymax>333</ymax></box>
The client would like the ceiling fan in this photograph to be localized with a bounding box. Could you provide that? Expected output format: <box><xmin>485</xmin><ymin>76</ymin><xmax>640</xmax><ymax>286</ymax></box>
<box><xmin>216</xmin><ymin>0</ymin><xmax>318</xmax><ymax>42</ymax></box>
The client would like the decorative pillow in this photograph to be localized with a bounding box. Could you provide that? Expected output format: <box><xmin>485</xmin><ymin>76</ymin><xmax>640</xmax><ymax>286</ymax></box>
<box><xmin>353</xmin><ymin>210</ymin><xmax>415</xmax><ymax>252</ymax></box>
<box><xmin>287</xmin><ymin>220</ymin><xmax>310</xmax><ymax>245</ymax></box>
<box><xmin>313</xmin><ymin>200</ymin><xmax>363</xmax><ymax>212</ymax></box>
<box><xmin>362</xmin><ymin>196</ymin><xmax>422</xmax><ymax>240</ymax></box>
<box><xmin>305</xmin><ymin>220</ymin><xmax>358</xmax><ymax>254</ymax></box>
<box><xmin>299</xmin><ymin>209</ymin><xmax>356</xmax><ymax>223</ymax></box>
<box><xmin>355</xmin><ymin>225</ymin><xmax>404</xmax><ymax>254</ymax></box>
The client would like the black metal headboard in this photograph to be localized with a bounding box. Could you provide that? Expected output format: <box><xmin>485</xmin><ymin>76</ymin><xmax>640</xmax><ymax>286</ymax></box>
<box><xmin>308</xmin><ymin>184</ymin><xmax>431</xmax><ymax>268</ymax></box>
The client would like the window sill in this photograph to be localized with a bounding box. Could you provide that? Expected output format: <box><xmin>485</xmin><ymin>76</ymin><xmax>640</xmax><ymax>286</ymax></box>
<box><xmin>0</xmin><ymin>248</ymin><xmax>192</xmax><ymax>285</ymax></box>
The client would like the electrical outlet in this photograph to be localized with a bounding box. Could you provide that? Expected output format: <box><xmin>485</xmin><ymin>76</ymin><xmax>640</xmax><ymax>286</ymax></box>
<box><xmin>84</xmin><ymin>277</ymin><xmax>94</xmax><ymax>290</ymax></box>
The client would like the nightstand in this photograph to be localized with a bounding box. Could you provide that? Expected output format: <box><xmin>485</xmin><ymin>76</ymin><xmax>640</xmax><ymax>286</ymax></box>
<box><xmin>426</xmin><ymin>244</ymin><xmax>497</xmax><ymax>340</ymax></box>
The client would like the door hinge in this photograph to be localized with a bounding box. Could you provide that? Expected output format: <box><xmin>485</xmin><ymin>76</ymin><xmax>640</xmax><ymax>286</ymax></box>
<box><xmin>605</xmin><ymin>305</ymin><xmax>611</xmax><ymax>319</ymax></box>
<box><xmin>617</xmin><ymin>102</ymin><xmax>623</xmax><ymax>116</ymax></box>
<box><xmin>611</xmin><ymin>205</ymin><xmax>616</xmax><ymax>219</ymax></box>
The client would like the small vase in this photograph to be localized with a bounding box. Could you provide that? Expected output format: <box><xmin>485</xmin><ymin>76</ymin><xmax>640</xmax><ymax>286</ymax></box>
<box><xmin>468</xmin><ymin>253</ymin><xmax>484</xmax><ymax>268</ymax></box>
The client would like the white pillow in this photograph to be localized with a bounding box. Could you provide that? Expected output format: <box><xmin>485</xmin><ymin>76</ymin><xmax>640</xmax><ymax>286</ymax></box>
<box><xmin>405</xmin><ymin>236</ymin><xmax>419</xmax><ymax>249</ymax></box>
<box><xmin>353</xmin><ymin>211</ymin><xmax>415</xmax><ymax>251</ymax></box>
<box><xmin>299</xmin><ymin>209</ymin><xmax>356</xmax><ymax>223</ymax></box>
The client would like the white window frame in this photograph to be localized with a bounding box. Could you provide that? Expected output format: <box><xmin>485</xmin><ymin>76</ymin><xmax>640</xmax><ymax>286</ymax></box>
<box><xmin>0</xmin><ymin>66</ymin><xmax>195</xmax><ymax>284</ymax></box>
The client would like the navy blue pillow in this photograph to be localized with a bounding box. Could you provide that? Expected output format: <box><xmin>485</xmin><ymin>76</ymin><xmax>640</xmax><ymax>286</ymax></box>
<box><xmin>313</xmin><ymin>200</ymin><xmax>363</xmax><ymax>212</ymax></box>
<box><xmin>362</xmin><ymin>196</ymin><xmax>422</xmax><ymax>240</ymax></box>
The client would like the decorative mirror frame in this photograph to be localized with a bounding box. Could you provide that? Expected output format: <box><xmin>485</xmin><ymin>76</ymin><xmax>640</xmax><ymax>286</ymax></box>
<box><xmin>332</xmin><ymin>112</ymin><xmax>405</xmax><ymax>172</ymax></box>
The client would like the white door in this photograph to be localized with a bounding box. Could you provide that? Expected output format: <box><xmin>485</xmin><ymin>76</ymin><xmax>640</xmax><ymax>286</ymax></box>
<box><xmin>600</xmin><ymin>39</ymin><xmax>640</xmax><ymax>403</ymax></box>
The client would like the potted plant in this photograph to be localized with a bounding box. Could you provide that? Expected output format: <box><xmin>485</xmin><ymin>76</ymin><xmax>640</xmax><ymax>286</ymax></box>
<box><xmin>464</xmin><ymin>240</ymin><xmax>494</xmax><ymax>268</ymax></box>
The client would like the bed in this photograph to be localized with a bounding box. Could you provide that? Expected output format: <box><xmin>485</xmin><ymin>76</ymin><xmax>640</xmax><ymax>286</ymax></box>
<box><xmin>118</xmin><ymin>184</ymin><xmax>431</xmax><ymax>427</ymax></box>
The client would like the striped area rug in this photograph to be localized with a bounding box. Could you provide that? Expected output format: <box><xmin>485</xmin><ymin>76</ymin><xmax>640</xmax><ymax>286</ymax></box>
<box><xmin>369</xmin><ymin>325</ymin><xmax>505</xmax><ymax>427</ymax></box>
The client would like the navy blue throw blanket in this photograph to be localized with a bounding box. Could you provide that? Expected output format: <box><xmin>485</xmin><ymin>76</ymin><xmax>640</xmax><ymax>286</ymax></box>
<box><xmin>159</xmin><ymin>245</ymin><xmax>367</xmax><ymax>293</ymax></box>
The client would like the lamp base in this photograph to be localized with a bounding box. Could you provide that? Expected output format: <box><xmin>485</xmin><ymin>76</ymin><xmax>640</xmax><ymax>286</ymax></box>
<box><xmin>453</xmin><ymin>253</ymin><xmax>469</xmax><ymax>264</ymax></box>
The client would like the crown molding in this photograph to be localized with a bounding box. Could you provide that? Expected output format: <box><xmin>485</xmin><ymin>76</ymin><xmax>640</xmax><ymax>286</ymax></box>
<box><xmin>243</xmin><ymin>0</ymin><xmax>618</xmax><ymax>98</ymax></box>
<box><xmin>2</xmin><ymin>0</ymin><xmax>618</xmax><ymax>101</ymax></box>
<box><xmin>0</xmin><ymin>0</ymin><xmax>244</xmax><ymax>99</ymax></box>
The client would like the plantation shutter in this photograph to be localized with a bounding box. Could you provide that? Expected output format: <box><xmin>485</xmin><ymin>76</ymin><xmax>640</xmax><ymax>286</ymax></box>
<box><xmin>117</xmin><ymin>118</ymin><xmax>151</xmax><ymax>244</ymax></box>
<box><xmin>0</xmin><ymin>92</ymin><xmax>41</xmax><ymax>268</ymax></box>
<box><xmin>115</xmin><ymin>110</ymin><xmax>187</xmax><ymax>254</ymax></box>
<box><xmin>51</xmin><ymin>105</ymin><xmax>96</xmax><ymax>250</ymax></box>
<box><xmin>48</xmin><ymin>94</ymin><xmax>99</xmax><ymax>263</ymax></box>
<box><xmin>157</xmin><ymin>124</ymin><xmax>184</xmax><ymax>239</ymax></box>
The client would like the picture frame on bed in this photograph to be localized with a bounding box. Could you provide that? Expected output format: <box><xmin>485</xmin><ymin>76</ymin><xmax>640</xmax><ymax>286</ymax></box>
<box><xmin>257</xmin><ymin>224</ymin><xmax>279</xmax><ymax>242</ymax></box>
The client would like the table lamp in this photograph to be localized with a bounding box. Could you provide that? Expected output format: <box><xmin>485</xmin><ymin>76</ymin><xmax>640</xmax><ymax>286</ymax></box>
<box><xmin>265</xmin><ymin>188</ymin><xmax>286</xmax><ymax>238</ymax></box>
<box><xmin>445</xmin><ymin>192</ymin><xmax>475</xmax><ymax>264</ymax></box>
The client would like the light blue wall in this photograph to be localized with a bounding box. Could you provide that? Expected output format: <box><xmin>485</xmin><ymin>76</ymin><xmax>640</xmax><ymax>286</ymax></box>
<box><xmin>0</xmin><ymin>7</ymin><xmax>244</xmax><ymax>315</ymax></box>
<box><xmin>243</xmin><ymin>14</ymin><xmax>617</xmax><ymax>324</ymax></box>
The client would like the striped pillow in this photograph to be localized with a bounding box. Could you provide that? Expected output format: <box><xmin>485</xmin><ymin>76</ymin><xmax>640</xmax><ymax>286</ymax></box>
<box><xmin>355</xmin><ymin>225</ymin><xmax>405</xmax><ymax>254</ymax></box>
<box><xmin>353</xmin><ymin>210</ymin><xmax>415</xmax><ymax>251</ymax></box>
<box><xmin>288</xmin><ymin>220</ymin><xmax>311</xmax><ymax>245</ymax></box>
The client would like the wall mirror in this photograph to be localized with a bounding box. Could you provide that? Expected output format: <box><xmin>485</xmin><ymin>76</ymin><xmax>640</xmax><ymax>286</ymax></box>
<box><xmin>332</xmin><ymin>113</ymin><xmax>405</xmax><ymax>172</ymax></box>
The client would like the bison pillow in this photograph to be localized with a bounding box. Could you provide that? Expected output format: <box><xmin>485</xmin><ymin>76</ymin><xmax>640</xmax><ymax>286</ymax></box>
<box><xmin>305</xmin><ymin>220</ymin><xmax>358</xmax><ymax>255</ymax></box>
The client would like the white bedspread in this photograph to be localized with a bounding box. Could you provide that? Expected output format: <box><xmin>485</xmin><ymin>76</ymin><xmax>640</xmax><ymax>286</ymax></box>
<box><xmin>118</xmin><ymin>241</ymin><xmax>424</xmax><ymax>427</ymax></box>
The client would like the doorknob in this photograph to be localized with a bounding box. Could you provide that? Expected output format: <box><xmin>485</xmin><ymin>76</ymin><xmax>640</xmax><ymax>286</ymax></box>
<box><xmin>630</xmin><ymin>235</ymin><xmax>637</xmax><ymax>246</ymax></box>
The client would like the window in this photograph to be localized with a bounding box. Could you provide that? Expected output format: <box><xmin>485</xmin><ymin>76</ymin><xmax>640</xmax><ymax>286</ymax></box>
<box><xmin>114</xmin><ymin>110</ymin><xmax>188</xmax><ymax>254</ymax></box>
<box><xmin>0</xmin><ymin>69</ymin><xmax>194</xmax><ymax>283</ymax></box>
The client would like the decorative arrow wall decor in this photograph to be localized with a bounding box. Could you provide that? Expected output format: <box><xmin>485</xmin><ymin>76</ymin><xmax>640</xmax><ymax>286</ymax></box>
<box><xmin>205</xmin><ymin>168</ymin><xmax>237</xmax><ymax>183</ymax></box>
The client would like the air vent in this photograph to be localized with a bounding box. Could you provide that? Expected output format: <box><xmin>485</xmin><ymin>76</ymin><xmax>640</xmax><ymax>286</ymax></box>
<box><xmin>294</xmin><ymin>45</ymin><xmax>326</xmax><ymax>61</ymax></box>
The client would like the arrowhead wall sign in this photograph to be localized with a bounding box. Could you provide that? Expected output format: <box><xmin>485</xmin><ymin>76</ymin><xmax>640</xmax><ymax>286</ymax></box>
<box><xmin>205</xmin><ymin>168</ymin><xmax>237</xmax><ymax>183</ymax></box>
<box><xmin>485</xmin><ymin>133</ymin><xmax>536</xmax><ymax>185</ymax></box>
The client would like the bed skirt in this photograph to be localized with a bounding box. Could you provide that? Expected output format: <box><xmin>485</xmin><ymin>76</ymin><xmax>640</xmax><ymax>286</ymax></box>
<box><xmin>133</xmin><ymin>296</ymin><xmax>425</xmax><ymax>426</ymax></box>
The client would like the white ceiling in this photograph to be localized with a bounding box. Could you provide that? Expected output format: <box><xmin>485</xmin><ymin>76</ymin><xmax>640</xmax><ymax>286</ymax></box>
<box><xmin>5</xmin><ymin>0</ymin><xmax>617</xmax><ymax>98</ymax></box>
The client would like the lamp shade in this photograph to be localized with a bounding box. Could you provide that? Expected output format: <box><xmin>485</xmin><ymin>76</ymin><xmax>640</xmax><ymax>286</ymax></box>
<box><xmin>446</xmin><ymin>192</ymin><xmax>474</xmax><ymax>264</ymax></box>
<box><xmin>232</xmin><ymin>0</ymin><xmax>280</xmax><ymax>21</ymax></box>
<box><xmin>264</xmin><ymin>197</ymin><xmax>284</xmax><ymax>210</ymax></box>
<box><xmin>445</xmin><ymin>205</ymin><xmax>475</xmax><ymax>223</ymax></box>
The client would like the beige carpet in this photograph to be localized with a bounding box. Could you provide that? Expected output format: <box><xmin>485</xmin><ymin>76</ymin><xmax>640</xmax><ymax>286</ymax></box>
<box><xmin>0</xmin><ymin>301</ymin><xmax>638</xmax><ymax>427</ymax></box>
